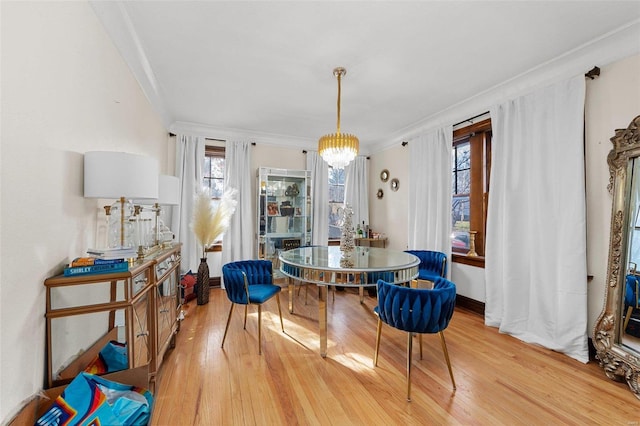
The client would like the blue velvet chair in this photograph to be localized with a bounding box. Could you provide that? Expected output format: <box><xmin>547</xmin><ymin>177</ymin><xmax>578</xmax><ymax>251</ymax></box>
<box><xmin>624</xmin><ymin>274</ymin><xmax>639</xmax><ymax>332</ymax></box>
<box><xmin>374</xmin><ymin>277</ymin><xmax>457</xmax><ymax>401</ymax></box>
<box><xmin>221</xmin><ymin>260</ymin><xmax>284</xmax><ymax>355</ymax></box>
<box><xmin>404</xmin><ymin>250</ymin><xmax>447</xmax><ymax>282</ymax></box>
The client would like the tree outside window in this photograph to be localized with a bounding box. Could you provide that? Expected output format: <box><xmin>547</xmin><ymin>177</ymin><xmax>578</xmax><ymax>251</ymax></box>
<box><xmin>204</xmin><ymin>144</ymin><xmax>225</xmax><ymax>208</ymax></box>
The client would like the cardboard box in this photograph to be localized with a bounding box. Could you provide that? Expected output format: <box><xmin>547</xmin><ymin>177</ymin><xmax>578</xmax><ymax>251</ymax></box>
<box><xmin>8</xmin><ymin>366</ymin><xmax>151</xmax><ymax>425</ymax></box>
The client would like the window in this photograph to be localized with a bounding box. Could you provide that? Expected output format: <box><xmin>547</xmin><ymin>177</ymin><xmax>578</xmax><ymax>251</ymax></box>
<box><xmin>203</xmin><ymin>145</ymin><xmax>225</xmax><ymax>201</ymax></box>
<box><xmin>451</xmin><ymin>119</ymin><xmax>491</xmax><ymax>264</ymax></box>
<box><xmin>328</xmin><ymin>167</ymin><xmax>346</xmax><ymax>240</ymax></box>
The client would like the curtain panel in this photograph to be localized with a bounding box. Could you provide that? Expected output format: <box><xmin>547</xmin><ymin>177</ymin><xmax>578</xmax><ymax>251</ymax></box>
<box><xmin>485</xmin><ymin>75</ymin><xmax>588</xmax><ymax>363</ymax></box>
<box><xmin>222</xmin><ymin>141</ymin><xmax>254</xmax><ymax>268</ymax></box>
<box><xmin>172</xmin><ymin>134</ymin><xmax>205</xmax><ymax>274</ymax></box>
<box><xmin>407</xmin><ymin>125</ymin><xmax>453</xmax><ymax>269</ymax></box>
<box><xmin>306</xmin><ymin>151</ymin><xmax>329</xmax><ymax>245</ymax></box>
<box><xmin>344</xmin><ymin>155</ymin><xmax>370</xmax><ymax>231</ymax></box>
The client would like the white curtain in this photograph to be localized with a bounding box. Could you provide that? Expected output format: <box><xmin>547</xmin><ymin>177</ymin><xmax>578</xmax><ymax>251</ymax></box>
<box><xmin>485</xmin><ymin>75</ymin><xmax>587</xmax><ymax>363</ymax></box>
<box><xmin>222</xmin><ymin>141</ymin><xmax>253</xmax><ymax>267</ymax></box>
<box><xmin>306</xmin><ymin>151</ymin><xmax>329</xmax><ymax>245</ymax></box>
<box><xmin>407</xmin><ymin>125</ymin><xmax>453</xmax><ymax>268</ymax></box>
<box><xmin>172</xmin><ymin>134</ymin><xmax>205</xmax><ymax>274</ymax></box>
<box><xmin>344</xmin><ymin>155</ymin><xmax>370</xmax><ymax>231</ymax></box>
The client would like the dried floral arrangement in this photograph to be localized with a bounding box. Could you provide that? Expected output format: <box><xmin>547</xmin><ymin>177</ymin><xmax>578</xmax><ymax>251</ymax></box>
<box><xmin>191</xmin><ymin>188</ymin><xmax>238</xmax><ymax>257</ymax></box>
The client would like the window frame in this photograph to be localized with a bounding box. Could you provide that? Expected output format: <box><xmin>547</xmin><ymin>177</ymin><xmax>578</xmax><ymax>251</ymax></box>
<box><xmin>451</xmin><ymin>118</ymin><xmax>491</xmax><ymax>267</ymax></box>
<box><xmin>203</xmin><ymin>145</ymin><xmax>225</xmax><ymax>200</ymax></box>
<box><xmin>328</xmin><ymin>166</ymin><xmax>346</xmax><ymax>242</ymax></box>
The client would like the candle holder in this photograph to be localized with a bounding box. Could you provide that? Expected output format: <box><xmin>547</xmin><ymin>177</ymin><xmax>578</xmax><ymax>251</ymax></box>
<box><xmin>467</xmin><ymin>231</ymin><xmax>478</xmax><ymax>257</ymax></box>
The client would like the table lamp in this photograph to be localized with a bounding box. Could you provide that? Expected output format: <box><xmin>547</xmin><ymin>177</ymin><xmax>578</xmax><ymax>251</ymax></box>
<box><xmin>84</xmin><ymin>151</ymin><xmax>159</xmax><ymax>248</ymax></box>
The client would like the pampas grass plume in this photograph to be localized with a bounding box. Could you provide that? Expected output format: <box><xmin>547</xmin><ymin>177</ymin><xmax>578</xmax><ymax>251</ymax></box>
<box><xmin>192</xmin><ymin>191</ymin><xmax>216</xmax><ymax>251</ymax></box>
<box><xmin>191</xmin><ymin>189</ymin><xmax>238</xmax><ymax>255</ymax></box>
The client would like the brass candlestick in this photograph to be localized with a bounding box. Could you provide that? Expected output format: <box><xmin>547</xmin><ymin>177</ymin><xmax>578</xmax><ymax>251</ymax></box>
<box><xmin>467</xmin><ymin>231</ymin><xmax>478</xmax><ymax>257</ymax></box>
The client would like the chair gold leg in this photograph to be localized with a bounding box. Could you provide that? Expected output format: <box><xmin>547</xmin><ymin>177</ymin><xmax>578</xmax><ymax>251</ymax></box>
<box><xmin>419</xmin><ymin>334</ymin><xmax>423</xmax><ymax>360</ymax></box>
<box><xmin>276</xmin><ymin>293</ymin><xmax>284</xmax><ymax>332</ymax></box>
<box><xmin>374</xmin><ymin>318</ymin><xmax>382</xmax><ymax>366</ymax></box>
<box><xmin>258</xmin><ymin>304</ymin><xmax>262</xmax><ymax>355</ymax></box>
<box><xmin>624</xmin><ymin>306</ymin><xmax>633</xmax><ymax>331</ymax></box>
<box><xmin>243</xmin><ymin>305</ymin><xmax>248</xmax><ymax>329</ymax></box>
<box><xmin>439</xmin><ymin>331</ymin><xmax>456</xmax><ymax>390</ymax></box>
<box><xmin>407</xmin><ymin>332</ymin><xmax>413</xmax><ymax>402</ymax></box>
<box><xmin>221</xmin><ymin>303</ymin><xmax>235</xmax><ymax>348</ymax></box>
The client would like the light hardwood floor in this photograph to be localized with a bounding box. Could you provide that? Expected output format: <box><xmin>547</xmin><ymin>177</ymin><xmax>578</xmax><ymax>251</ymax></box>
<box><xmin>152</xmin><ymin>286</ymin><xmax>640</xmax><ymax>425</ymax></box>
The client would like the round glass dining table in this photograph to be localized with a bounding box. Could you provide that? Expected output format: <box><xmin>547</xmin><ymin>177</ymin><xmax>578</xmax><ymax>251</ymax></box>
<box><xmin>279</xmin><ymin>246</ymin><xmax>419</xmax><ymax>357</ymax></box>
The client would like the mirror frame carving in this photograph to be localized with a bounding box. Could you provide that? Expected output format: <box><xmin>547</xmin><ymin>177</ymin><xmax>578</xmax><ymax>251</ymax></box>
<box><xmin>594</xmin><ymin>115</ymin><xmax>640</xmax><ymax>399</ymax></box>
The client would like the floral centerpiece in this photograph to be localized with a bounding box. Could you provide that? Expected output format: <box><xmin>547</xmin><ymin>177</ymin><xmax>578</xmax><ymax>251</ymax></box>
<box><xmin>191</xmin><ymin>188</ymin><xmax>237</xmax><ymax>304</ymax></box>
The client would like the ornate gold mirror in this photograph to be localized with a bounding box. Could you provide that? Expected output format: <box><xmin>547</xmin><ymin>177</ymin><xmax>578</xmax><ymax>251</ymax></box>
<box><xmin>594</xmin><ymin>115</ymin><xmax>640</xmax><ymax>398</ymax></box>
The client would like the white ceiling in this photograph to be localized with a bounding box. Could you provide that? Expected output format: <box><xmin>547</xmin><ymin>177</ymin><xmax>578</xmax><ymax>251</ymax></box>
<box><xmin>91</xmin><ymin>1</ymin><xmax>640</xmax><ymax>153</ymax></box>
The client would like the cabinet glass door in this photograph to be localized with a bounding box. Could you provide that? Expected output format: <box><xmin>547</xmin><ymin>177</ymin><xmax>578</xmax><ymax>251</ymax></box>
<box><xmin>257</xmin><ymin>168</ymin><xmax>312</xmax><ymax>267</ymax></box>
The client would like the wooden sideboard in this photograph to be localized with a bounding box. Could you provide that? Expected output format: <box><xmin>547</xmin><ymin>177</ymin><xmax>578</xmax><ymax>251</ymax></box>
<box><xmin>44</xmin><ymin>244</ymin><xmax>181</xmax><ymax>389</ymax></box>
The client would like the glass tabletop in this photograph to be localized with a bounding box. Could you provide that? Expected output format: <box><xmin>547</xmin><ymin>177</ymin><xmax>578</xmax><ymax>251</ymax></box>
<box><xmin>279</xmin><ymin>246</ymin><xmax>419</xmax><ymax>273</ymax></box>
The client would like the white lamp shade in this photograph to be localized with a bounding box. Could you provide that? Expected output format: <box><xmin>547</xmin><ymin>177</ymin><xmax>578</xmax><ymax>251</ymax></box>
<box><xmin>84</xmin><ymin>151</ymin><xmax>159</xmax><ymax>200</ymax></box>
<box><xmin>158</xmin><ymin>175</ymin><xmax>180</xmax><ymax>205</ymax></box>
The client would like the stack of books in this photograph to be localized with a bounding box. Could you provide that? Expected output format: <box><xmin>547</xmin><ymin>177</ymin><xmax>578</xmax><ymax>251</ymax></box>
<box><xmin>63</xmin><ymin>247</ymin><xmax>135</xmax><ymax>277</ymax></box>
<box><xmin>87</xmin><ymin>247</ymin><xmax>137</xmax><ymax>260</ymax></box>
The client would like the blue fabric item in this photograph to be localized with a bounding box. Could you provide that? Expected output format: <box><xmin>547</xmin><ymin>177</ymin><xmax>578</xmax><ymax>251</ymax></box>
<box><xmin>376</xmin><ymin>277</ymin><xmax>456</xmax><ymax>334</ymax></box>
<box><xmin>626</xmin><ymin>274</ymin><xmax>639</xmax><ymax>308</ymax></box>
<box><xmin>222</xmin><ymin>260</ymin><xmax>280</xmax><ymax>305</ymax></box>
<box><xmin>36</xmin><ymin>372</ymin><xmax>153</xmax><ymax>426</ymax></box>
<box><xmin>404</xmin><ymin>250</ymin><xmax>447</xmax><ymax>281</ymax></box>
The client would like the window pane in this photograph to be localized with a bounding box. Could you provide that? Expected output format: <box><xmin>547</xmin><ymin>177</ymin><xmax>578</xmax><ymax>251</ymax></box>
<box><xmin>211</xmin><ymin>178</ymin><xmax>224</xmax><ymax>199</ymax></box>
<box><xmin>203</xmin><ymin>156</ymin><xmax>211</xmax><ymax>178</ymax></box>
<box><xmin>456</xmin><ymin>143</ymin><xmax>470</xmax><ymax>169</ymax></box>
<box><xmin>451</xmin><ymin>195</ymin><xmax>470</xmax><ymax>251</ymax></box>
<box><xmin>211</xmin><ymin>157</ymin><xmax>224</xmax><ymax>179</ymax></box>
<box><xmin>328</xmin><ymin>167</ymin><xmax>346</xmax><ymax>238</ymax></box>
<box><xmin>455</xmin><ymin>169</ymin><xmax>470</xmax><ymax>195</ymax></box>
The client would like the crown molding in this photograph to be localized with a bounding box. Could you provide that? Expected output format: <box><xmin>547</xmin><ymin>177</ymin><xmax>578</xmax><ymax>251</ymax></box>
<box><xmin>90</xmin><ymin>1</ymin><xmax>172</xmax><ymax>130</ymax></box>
<box><xmin>369</xmin><ymin>19</ymin><xmax>640</xmax><ymax>155</ymax></box>
<box><xmin>170</xmin><ymin>121</ymin><xmax>317</xmax><ymax>151</ymax></box>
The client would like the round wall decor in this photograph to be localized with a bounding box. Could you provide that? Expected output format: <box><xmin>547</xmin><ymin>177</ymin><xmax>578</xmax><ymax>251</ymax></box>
<box><xmin>390</xmin><ymin>178</ymin><xmax>399</xmax><ymax>192</ymax></box>
<box><xmin>380</xmin><ymin>169</ymin><xmax>389</xmax><ymax>182</ymax></box>
<box><xmin>377</xmin><ymin>188</ymin><xmax>384</xmax><ymax>199</ymax></box>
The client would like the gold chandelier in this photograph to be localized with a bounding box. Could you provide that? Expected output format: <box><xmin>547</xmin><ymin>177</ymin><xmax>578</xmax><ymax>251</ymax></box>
<box><xmin>318</xmin><ymin>67</ymin><xmax>359</xmax><ymax>169</ymax></box>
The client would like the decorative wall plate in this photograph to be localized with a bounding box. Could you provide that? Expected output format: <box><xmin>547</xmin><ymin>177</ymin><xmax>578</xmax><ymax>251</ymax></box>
<box><xmin>390</xmin><ymin>178</ymin><xmax>399</xmax><ymax>191</ymax></box>
<box><xmin>377</xmin><ymin>188</ymin><xmax>384</xmax><ymax>199</ymax></box>
<box><xmin>380</xmin><ymin>169</ymin><xmax>389</xmax><ymax>182</ymax></box>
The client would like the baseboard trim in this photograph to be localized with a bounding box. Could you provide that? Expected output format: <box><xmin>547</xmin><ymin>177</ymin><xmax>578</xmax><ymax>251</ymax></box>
<box><xmin>456</xmin><ymin>294</ymin><xmax>485</xmax><ymax>316</ymax></box>
<box><xmin>209</xmin><ymin>277</ymin><xmax>221</xmax><ymax>288</ymax></box>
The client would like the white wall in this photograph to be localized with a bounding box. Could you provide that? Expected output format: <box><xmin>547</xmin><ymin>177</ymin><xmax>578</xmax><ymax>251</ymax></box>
<box><xmin>1</xmin><ymin>2</ymin><xmax>168</xmax><ymax>422</ymax></box>
<box><xmin>367</xmin><ymin>145</ymin><xmax>409</xmax><ymax>251</ymax></box>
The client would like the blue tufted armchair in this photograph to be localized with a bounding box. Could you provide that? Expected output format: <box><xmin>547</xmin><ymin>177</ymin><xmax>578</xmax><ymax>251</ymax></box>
<box><xmin>221</xmin><ymin>260</ymin><xmax>284</xmax><ymax>355</ymax></box>
<box><xmin>404</xmin><ymin>250</ymin><xmax>447</xmax><ymax>282</ymax></box>
<box><xmin>374</xmin><ymin>277</ymin><xmax>456</xmax><ymax>401</ymax></box>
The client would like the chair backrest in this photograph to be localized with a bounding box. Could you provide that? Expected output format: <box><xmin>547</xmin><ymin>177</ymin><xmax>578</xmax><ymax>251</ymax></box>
<box><xmin>222</xmin><ymin>260</ymin><xmax>273</xmax><ymax>304</ymax></box>
<box><xmin>626</xmin><ymin>274</ymin><xmax>639</xmax><ymax>308</ymax></box>
<box><xmin>376</xmin><ymin>277</ymin><xmax>456</xmax><ymax>334</ymax></box>
<box><xmin>404</xmin><ymin>250</ymin><xmax>447</xmax><ymax>278</ymax></box>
